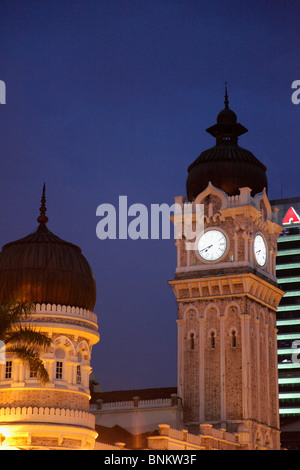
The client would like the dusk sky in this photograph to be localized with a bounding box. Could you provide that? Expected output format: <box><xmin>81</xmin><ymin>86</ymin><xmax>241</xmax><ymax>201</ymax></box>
<box><xmin>0</xmin><ymin>0</ymin><xmax>299</xmax><ymax>392</ymax></box>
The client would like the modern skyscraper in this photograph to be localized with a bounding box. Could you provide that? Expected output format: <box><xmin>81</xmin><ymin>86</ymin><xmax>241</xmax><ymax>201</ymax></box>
<box><xmin>270</xmin><ymin>197</ymin><xmax>300</xmax><ymax>449</ymax></box>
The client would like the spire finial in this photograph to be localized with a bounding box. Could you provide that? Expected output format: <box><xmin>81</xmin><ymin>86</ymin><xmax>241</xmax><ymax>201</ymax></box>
<box><xmin>224</xmin><ymin>81</ymin><xmax>229</xmax><ymax>109</ymax></box>
<box><xmin>37</xmin><ymin>183</ymin><xmax>48</xmax><ymax>224</ymax></box>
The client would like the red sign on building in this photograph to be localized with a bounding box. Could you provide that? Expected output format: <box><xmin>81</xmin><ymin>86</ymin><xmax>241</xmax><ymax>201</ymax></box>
<box><xmin>282</xmin><ymin>207</ymin><xmax>300</xmax><ymax>225</ymax></box>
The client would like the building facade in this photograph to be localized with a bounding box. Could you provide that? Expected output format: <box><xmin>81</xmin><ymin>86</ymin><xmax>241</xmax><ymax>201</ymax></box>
<box><xmin>270</xmin><ymin>197</ymin><xmax>300</xmax><ymax>449</ymax></box>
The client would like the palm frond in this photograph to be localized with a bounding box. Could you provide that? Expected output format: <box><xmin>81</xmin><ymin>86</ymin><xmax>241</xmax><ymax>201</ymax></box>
<box><xmin>7</xmin><ymin>345</ymin><xmax>49</xmax><ymax>385</ymax></box>
<box><xmin>0</xmin><ymin>299</ymin><xmax>34</xmax><ymax>340</ymax></box>
<box><xmin>4</xmin><ymin>326</ymin><xmax>51</xmax><ymax>350</ymax></box>
<box><xmin>0</xmin><ymin>299</ymin><xmax>52</xmax><ymax>385</ymax></box>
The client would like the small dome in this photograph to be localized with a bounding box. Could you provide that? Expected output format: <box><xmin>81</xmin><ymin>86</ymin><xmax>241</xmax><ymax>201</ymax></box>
<box><xmin>0</xmin><ymin>186</ymin><xmax>96</xmax><ymax>311</ymax></box>
<box><xmin>217</xmin><ymin>107</ymin><xmax>237</xmax><ymax>125</ymax></box>
<box><xmin>186</xmin><ymin>89</ymin><xmax>268</xmax><ymax>201</ymax></box>
<box><xmin>186</xmin><ymin>143</ymin><xmax>267</xmax><ymax>201</ymax></box>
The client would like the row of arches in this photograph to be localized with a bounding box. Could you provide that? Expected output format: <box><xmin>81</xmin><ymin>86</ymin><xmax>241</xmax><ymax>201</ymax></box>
<box><xmin>47</xmin><ymin>335</ymin><xmax>91</xmax><ymax>386</ymax></box>
<box><xmin>188</xmin><ymin>329</ymin><xmax>237</xmax><ymax>351</ymax></box>
<box><xmin>51</xmin><ymin>335</ymin><xmax>91</xmax><ymax>361</ymax></box>
<box><xmin>180</xmin><ymin>302</ymin><xmax>276</xmax><ymax>328</ymax></box>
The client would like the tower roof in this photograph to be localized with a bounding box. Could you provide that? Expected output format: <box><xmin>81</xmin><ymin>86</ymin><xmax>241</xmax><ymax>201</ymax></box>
<box><xmin>0</xmin><ymin>186</ymin><xmax>97</xmax><ymax>311</ymax></box>
<box><xmin>186</xmin><ymin>88</ymin><xmax>268</xmax><ymax>201</ymax></box>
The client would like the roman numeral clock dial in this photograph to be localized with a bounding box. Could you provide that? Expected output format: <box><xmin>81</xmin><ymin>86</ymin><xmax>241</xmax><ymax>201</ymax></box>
<box><xmin>254</xmin><ymin>234</ymin><xmax>267</xmax><ymax>267</ymax></box>
<box><xmin>197</xmin><ymin>229</ymin><xmax>227</xmax><ymax>261</ymax></box>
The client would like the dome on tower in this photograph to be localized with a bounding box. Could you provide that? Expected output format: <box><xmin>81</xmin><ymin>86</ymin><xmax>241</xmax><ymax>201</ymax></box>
<box><xmin>0</xmin><ymin>185</ymin><xmax>96</xmax><ymax>311</ymax></box>
<box><xmin>186</xmin><ymin>88</ymin><xmax>268</xmax><ymax>201</ymax></box>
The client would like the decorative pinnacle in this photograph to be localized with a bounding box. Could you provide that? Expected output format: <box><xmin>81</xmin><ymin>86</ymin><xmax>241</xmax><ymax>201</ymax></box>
<box><xmin>224</xmin><ymin>81</ymin><xmax>229</xmax><ymax>109</ymax></box>
<box><xmin>37</xmin><ymin>183</ymin><xmax>48</xmax><ymax>224</ymax></box>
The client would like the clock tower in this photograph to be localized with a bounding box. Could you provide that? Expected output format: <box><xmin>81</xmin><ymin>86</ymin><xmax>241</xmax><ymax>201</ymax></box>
<box><xmin>169</xmin><ymin>91</ymin><xmax>285</xmax><ymax>450</ymax></box>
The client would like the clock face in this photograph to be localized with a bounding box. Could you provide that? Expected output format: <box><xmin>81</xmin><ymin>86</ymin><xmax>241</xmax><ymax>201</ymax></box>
<box><xmin>254</xmin><ymin>234</ymin><xmax>267</xmax><ymax>266</ymax></box>
<box><xmin>197</xmin><ymin>229</ymin><xmax>227</xmax><ymax>261</ymax></box>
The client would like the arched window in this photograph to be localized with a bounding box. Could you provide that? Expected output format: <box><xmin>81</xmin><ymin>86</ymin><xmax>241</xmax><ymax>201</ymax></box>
<box><xmin>210</xmin><ymin>331</ymin><xmax>215</xmax><ymax>349</ymax></box>
<box><xmin>231</xmin><ymin>330</ymin><xmax>237</xmax><ymax>348</ymax></box>
<box><xmin>190</xmin><ymin>333</ymin><xmax>195</xmax><ymax>350</ymax></box>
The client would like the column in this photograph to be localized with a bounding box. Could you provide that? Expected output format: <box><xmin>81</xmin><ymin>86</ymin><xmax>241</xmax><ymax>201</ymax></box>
<box><xmin>264</xmin><ymin>322</ymin><xmax>270</xmax><ymax>426</ymax></box>
<box><xmin>47</xmin><ymin>359</ymin><xmax>55</xmax><ymax>383</ymax></box>
<box><xmin>255</xmin><ymin>314</ymin><xmax>261</xmax><ymax>423</ymax></box>
<box><xmin>198</xmin><ymin>316</ymin><xmax>205</xmax><ymax>422</ymax></box>
<box><xmin>249</xmin><ymin>236</ymin><xmax>254</xmax><ymax>264</ymax></box>
<box><xmin>177</xmin><ymin>319</ymin><xmax>185</xmax><ymax>400</ymax></box>
<box><xmin>240</xmin><ymin>312</ymin><xmax>251</xmax><ymax>420</ymax></box>
<box><xmin>176</xmin><ymin>240</ymin><xmax>181</xmax><ymax>269</ymax></box>
<box><xmin>233</xmin><ymin>232</ymin><xmax>239</xmax><ymax>261</ymax></box>
<box><xmin>242</xmin><ymin>231</ymin><xmax>250</xmax><ymax>262</ymax></box>
<box><xmin>219</xmin><ymin>316</ymin><xmax>226</xmax><ymax>424</ymax></box>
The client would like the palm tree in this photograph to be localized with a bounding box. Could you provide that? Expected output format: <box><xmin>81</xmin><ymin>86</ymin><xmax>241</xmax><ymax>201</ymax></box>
<box><xmin>0</xmin><ymin>299</ymin><xmax>51</xmax><ymax>384</ymax></box>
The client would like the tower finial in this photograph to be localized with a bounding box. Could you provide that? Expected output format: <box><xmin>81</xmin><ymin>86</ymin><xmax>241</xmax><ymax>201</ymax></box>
<box><xmin>224</xmin><ymin>81</ymin><xmax>229</xmax><ymax>109</ymax></box>
<box><xmin>37</xmin><ymin>183</ymin><xmax>48</xmax><ymax>224</ymax></box>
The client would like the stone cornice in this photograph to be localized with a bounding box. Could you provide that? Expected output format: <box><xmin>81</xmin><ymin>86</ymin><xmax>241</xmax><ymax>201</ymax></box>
<box><xmin>169</xmin><ymin>272</ymin><xmax>284</xmax><ymax>311</ymax></box>
<box><xmin>21</xmin><ymin>303</ymin><xmax>99</xmax><ymax>341</ymax></box>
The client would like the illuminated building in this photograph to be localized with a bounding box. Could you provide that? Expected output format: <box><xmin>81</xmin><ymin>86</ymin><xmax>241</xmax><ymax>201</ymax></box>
<box><xmin>0</xmin><ymin>93</ymin><xmax>288</xmax><ymax>450</ymax></box>
<box><xmin>0</xmin><ymin>187</ymin><xmax>99</xmax><ymax>449</ymax></box>
<box><xmin>270</xmin><ymin>197</ymin><xmax>300</xmax><ymax>449</ymax></box>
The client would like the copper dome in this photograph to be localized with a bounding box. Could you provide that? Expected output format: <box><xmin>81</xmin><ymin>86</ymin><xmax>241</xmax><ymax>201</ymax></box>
<box><xmin>0</xmin><ymin>186</ymin><xmax>97</xmax><ymax>311</ymax></box>
<box><xmin>186</xmin><ymin>88</ymin><xmax>268</xmax><ymax>201</ymax></box>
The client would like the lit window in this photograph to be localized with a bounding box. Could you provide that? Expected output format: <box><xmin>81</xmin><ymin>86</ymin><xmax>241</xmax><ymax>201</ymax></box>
<box><xmin>5</xmin><ymin>361</ymin><xmax>12</xmax><ymax>379</ymax></box>
<box><xmin>56</xmin><ymin>361</ymin><xmax>63</xmax><ymax>380</ymax></box>
<box><xmin>30</xmin><ymin>367</ymin><xmax>38</xmax><ymax>378</ymax></box>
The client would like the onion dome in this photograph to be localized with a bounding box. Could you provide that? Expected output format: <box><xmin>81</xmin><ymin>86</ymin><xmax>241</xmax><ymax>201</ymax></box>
<box><xmin>0</xmin><ymin>185</ymin><xmax>96</xmax><ymax>311</ymax></box>
<box><xmin>186</xmin><ymin>86</ymin><xmax>268</xmax><ymax>201</ymax></box>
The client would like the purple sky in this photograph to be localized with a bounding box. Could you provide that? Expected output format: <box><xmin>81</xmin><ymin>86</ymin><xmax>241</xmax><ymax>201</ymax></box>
<box><xmin>0</xmin><ymin>0</ymin><xmax>299</xmax><ymax>391</ymax></box>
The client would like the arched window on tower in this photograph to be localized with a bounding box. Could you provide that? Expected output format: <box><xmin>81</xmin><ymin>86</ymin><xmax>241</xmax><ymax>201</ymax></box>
<box><xmin>189</xmin><ymin>333</ymin><xmax>195</xmax><ymax>350</ymax></box>
<box><xmin>210</xmin><ymin>331</ymin><xmax>215</xmax><ymax>350</ymax></box>
<box><xmin>231</xmin><ymin>330</ymin><xmax>237</xmax><ymax>348</ymax></box>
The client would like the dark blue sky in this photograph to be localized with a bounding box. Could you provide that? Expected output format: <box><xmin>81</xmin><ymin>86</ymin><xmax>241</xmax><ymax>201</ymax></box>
<box><xmin>0</xmin><ymin>0</ymin><xmax>299</xmax><ymax>391</ymax></box>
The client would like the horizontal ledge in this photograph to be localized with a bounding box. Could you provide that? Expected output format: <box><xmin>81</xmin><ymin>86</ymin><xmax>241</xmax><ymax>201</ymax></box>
<box><xmin>0</xmin><ymin>406</ymin><xmax>95</xmax><ymax>429</ymax></box>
